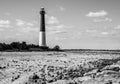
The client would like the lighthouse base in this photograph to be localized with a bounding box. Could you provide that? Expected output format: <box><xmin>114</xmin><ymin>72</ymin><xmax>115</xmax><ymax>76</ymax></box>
<box><xmin>39</xmin><ymin>46</ymin><xmax>49</xmax><ymax>49</ymax></box>
<box><xmin>39</xmin><ymin>32</ymin><xmax>47</xmax><ymax>47</ymax></box>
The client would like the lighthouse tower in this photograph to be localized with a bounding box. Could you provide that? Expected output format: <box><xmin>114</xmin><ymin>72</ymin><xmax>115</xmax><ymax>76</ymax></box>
<box><xmin>39</xmin><ymin>7</ymin><xmax>47</xmax><ymax>47</ymax></box>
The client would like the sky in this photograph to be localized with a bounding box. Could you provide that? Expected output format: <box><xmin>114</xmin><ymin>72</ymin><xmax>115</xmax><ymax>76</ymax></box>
<box><xmin>0</xmin><ymin>0</ymin><xmax>120</xmax><ymax>49</ymax></box>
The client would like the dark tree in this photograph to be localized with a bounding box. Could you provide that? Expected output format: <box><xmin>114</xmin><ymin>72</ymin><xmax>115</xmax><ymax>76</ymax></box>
<box><xmin>0</xmin><ymin>41</ymin><xmax>53</xmax><ymax>51</ymax></box>
<box><xmin>21</xmin><ymin>41</ymin><xmax>28</xmax><ymax>50</ymax></box>
<box><xmin>53</xmin><ymin>45</ymin><xmax>60</xmax><ymax>51</ymax></box>
<box><xmin>10</xmin><ymin>42</ymin><xmax>21</xmax><ymax>50</ymax></box>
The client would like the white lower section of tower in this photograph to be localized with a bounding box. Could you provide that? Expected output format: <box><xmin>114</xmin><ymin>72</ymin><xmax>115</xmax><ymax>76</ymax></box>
<box><xmin>39</xmin><ymin>32</ymin><xmax>47</xmax><ymax>47</ymax></box>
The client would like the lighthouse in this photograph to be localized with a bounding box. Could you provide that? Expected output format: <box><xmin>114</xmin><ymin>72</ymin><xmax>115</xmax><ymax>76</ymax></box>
<box><xmin>39</xmin><ymin>7</ymin><xmax>47</xmax><ymax>48</ymax></box>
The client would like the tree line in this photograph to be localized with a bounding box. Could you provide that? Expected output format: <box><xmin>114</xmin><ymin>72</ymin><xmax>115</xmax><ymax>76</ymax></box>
<box><xmin>0</xmin><ymin>41</ymin><xmax>60</xmax><ymax>51</ymax></box>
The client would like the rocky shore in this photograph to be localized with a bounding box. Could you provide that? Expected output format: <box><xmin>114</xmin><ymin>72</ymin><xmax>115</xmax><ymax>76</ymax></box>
<box><xmin>0</xmin><ymin>52</ymin><xmax>120</xmax><ymax>84</ymax></box>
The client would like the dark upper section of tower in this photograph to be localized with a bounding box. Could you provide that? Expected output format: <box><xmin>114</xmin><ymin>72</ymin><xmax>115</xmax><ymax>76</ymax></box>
<box><xmin>40</xmin><ymin>7</ymin><xmax>46</xmax><ymax>32</ymax></box>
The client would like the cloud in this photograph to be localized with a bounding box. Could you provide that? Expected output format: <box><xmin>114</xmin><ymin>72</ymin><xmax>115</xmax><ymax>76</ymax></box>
<box><xmin>86</xmin><ymin>29</ymin><xmax>97</xmax><ymax>33</ymax></box>
<box><xmin>59</xmin><ymin>6</ymin><xmax>66</xmax><ymax>11</ymax></box>
<box><xmin>16</xmin><ymin>19</ymin><xmax>25</xmax><ymax>26</ymax></box>
<box><xmin>86</xmin><ymin>10</ymin><xmax>112</xmax><ymax>23</ymax></box>
<box><xmin>55</xmin><ymin>24</ymin><xmax>73</xmax><ymax>29</ymax></box>
<box><xmin>101</xmin><ymin>32</ymin><xmax>109</xmax><ymax>35</ymax></box>
<box><xmin>86</xmin><ymin>10</ymin><xmax>107</xmax><ymax>17</ymax></box>
<box><xmin>21</xmin><ymin>27</ymin><xmax>38</xmax><ymax>33</ymax></box>
<box><xmin>46</xmin><ymin>15</ymin><xmax>74</xmax><ymax>35</ymax></box>
<box><xmin>0</xmin><ymin>20</ymin><xmax>11</xmax><ymax>28</ymax></box>
<box><xmin>46</xmin><ymin>16</ymin><xmax>59</xmax><ymax>25</ymax></box>
<box><xmin>16</xmin><ymin>19</ymin><xmax>34</xmax><ymax>26</ymax></box>
<box><xmin>0</xmin><ymin>25</ymin><xmax>11</xmax><ymax>28</ymax></box>
<box><xmin>47</xmin><ymin>25</ymin><xmax>66</xmax><ymax>34</ymax></box>
<box><xmin>49</xmin><ymin>30</ymin><xmax>66</xmax><ymax>34</ymax></box>
<box><xmin>93</xmin><ymin>17</ymin><xmax>112</xmax><ymax>22</ymax></box>
<box><xmin>16</xmin><ymin>19</ymin><xmax>36</xmax><ymax>33</ymax></box>
<box><xmin>47</xmin><ymin>24</ymin><xmax>73</xmax><ymax>35</ymax></box>
<box><xmin>27</xmin><ymin>22</ymin><xmax>34</xmax><ymax>26</ymax></box>
<box><xmin>54</xmin><ymin>37</ymin><xmax>67</xmax><ymax>40</ymax></box>
<box><xmin>105</xmin><ymin>18</ymin><xmax>112</xmax><ymax>22</ymax></box>
<box><xmin>0</xmin><ymin>20</ymin><xmax>10</xmax><ymax>25</ymax></box>
<box><xmin>114</xmin><ymin>25</ymin><xmax>120</xmax><ymax>29</ymax></box>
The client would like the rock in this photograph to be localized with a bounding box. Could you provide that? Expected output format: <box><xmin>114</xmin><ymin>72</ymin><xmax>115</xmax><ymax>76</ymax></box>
<box><xmin>48</xmin><ymin>80</ymin><xmax>67</xmax><ymax>84</ymax></box>
<box><xmin>82</xmin><ymin>79</ymin><xmax>105</xmax><ymax>84</ymax></box>
<box><xmin>84</xmin><ymin>69</ymin><xmax>98</xmax><ymax>77</ymax></box>
<box><xmin>102</xmin><ymin>64</ymin><xmax>120</xmax><ymax>72</ymax></box>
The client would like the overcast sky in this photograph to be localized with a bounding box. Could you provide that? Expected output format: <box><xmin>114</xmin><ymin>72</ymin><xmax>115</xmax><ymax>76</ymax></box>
<box><xmin>0</xmin><ymin>0</ymin><xmax>120</xmax><ymax>49</ymax></box>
